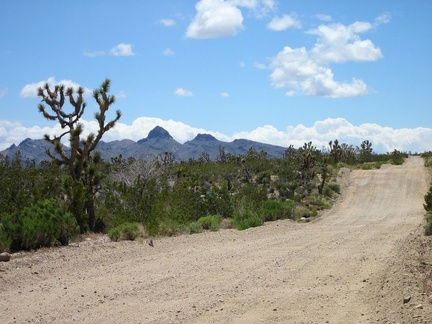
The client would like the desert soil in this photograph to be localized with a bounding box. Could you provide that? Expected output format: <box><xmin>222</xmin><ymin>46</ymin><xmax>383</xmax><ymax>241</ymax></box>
<box><xmin>1</xmin><ymin>156</ymin><xmax>432</xmax><ymax>324</ymax></box>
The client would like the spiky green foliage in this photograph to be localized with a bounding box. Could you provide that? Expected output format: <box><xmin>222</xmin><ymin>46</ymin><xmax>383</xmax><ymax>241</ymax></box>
<box><xmin>0</xmin><ymin>199</ymin><xmax>77</xmax><ymax>252</ymax></box>
<box><xmin>37</xmin><ymin>79</ymin><xmax>121</xmax><ymax>233</ymax></box>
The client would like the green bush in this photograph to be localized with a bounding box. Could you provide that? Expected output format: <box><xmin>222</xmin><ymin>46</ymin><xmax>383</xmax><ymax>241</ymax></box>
<box><xmin>425</xmin><ymin>185</ymin><xmax>432</xmax><ymax>236</ymax></box>
<box><xmin>304</xmin><ymin>194</ymin><xmax>331</xmax><ymax>210</ymax></box>
<box><xmin>0</xmin><ymin>226</ymin><xmax>11</xmax><ymax>252</ymax></box>
<box><xmin>293</xmin><ymin>205</ymin><xmax>312</xmax><ymax>219</ymax></box>
<box><xmin>1</xmin><ymin>199</ymin><xmax>77</xmax><ymax>252</ymax></box>
<box><xmin>157</xmin><ymin>218</ymin><xmax>180</xmax><ymax>237</ymax></box>
<box><xmin>327</xmin><ymin>182</ymin><xmax>340</xmax><ymax>195</ymax></box>
<box><xmin>107</xmin><ymin>222</ymin><xmax>146</xmax><ymax>242</ymax></box>
<box><xmin>196</xmin><ymin>215</ymin><xmax>222</xmax><ymax>231</ymax></box>
<box><xmin>259</xmin><ymin>199</ymin><xmax>295</xmax><ymax>221</ymax></box>
<box><xmin>425</xmin><ymin>212</ymin><xmax>432</xmax><ymax>236</ymax></box>
<box><xmin>424</xmin><ymin>186</ymin><xmax>432</xmax><ymax>212</ymax></box>
<box><xmin>188</xmin><ymin>222</ymin><xmax>203</xmax><ymax>234</ymax></box>
<box><xmin>233</xmin><ymin>201</ymin><xmax>263</xmax><ymax>230</ymax></box>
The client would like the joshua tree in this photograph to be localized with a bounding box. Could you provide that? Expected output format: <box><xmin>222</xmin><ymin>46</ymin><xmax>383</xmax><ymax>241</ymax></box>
<box><xmin>329</xmin><ymin>139</ymin><xmax>342</xmax><ymax>164</ymax></box>
<box><xmin>37</xmin><ymin>79</ymin><xmax>121</xmax><ymax>232</ymax></box>
<box><xmin>358</xmin><ymin>140</ymin><xmax>373</xmax><ymax>163</ymax></box>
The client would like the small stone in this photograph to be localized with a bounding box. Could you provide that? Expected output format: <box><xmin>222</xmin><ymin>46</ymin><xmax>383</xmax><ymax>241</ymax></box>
<box><xmin>0</xmin><ymin>252</ymin><xmax>11</xmax><ymax>262</ymax></box>
<box><xmin>403</xmin><ymin>296</ymin><xmax>411</xmax><ymax>304</ymax></box>
<box><xmin>428</xmin><ymin>295</ymin><xmax>432</xmax><ymax>304</ymax></box>
<box><xmin>415</xmin><ymin>304</ymin><xmax>423</xmax><ymax>309</ymax></box>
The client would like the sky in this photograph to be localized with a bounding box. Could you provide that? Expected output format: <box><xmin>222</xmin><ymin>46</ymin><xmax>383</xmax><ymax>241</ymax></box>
<box><xmin>0</xmin><ymin>0</ymin><xmax>431</xmax><ymax>153</ymax></box>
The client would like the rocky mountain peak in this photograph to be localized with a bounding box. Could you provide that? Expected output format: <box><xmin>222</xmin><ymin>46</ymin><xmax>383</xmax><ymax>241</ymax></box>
<box><xmin>194</xmin><ymin>134</ymin><xmax>217</xmax><ymax>141</ymax></box>
<box><xmin>147</xmin><ymin>126</ymin><xmax>173</xmax><ymax>140</ymax></box>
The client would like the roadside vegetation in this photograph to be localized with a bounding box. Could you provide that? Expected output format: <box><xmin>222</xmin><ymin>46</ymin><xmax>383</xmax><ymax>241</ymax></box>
<box><xmin>422</xmin><ymin>152</ymin><xmax>432</xmax><ymax>235</ymax></box>
<box><xmin>0</xmin><ymin>136</ymin><xmax>408</xmax><ymax>252</ymax></box>
<box><xmin>0</xmin><ymin>79</ymin><xmax>411</xmax><ymax>253</ymax></box>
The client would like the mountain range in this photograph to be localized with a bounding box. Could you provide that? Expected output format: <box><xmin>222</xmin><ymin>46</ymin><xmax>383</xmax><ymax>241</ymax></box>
<box><xmin>0</xmin><ymin>126</ymin><xmax>288</xmax><ymax>164</ymax></box>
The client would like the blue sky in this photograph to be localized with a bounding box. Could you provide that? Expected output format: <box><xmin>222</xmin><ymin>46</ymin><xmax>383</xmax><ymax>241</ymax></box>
<box><xmin>0</xmin><ymin>0</ymin><xmax>431</xmax><ymax>153</ymax></box>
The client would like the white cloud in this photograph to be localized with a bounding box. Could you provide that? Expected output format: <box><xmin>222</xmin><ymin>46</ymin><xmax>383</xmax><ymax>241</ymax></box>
<box><xmin>268</xmin><ymin>18</ymin><xmax>384</xmax><ymax>98</ymax></box>
<box><xmin>186</xmin><ymin>0</ymin><xmax>244</xmax><ymax>39</ymax></box>
<box><xmin>229</xmin><ymin>0</ymin><xmax>276</xmax><ymax>17</ymax></box>
<box><xmin>267</xmin><ymin>14</ymin><xmax>301</xmax><ymax>31</ymax></box>
<box><xmin>1</xmin><ymin>117</ymin><xmax>431</xmax><ymax>154</ymax></box>
<box><xmin>221</xmin><ymin>92</ymin><xmax>230</xmax><ymax>97</ymax></box>
<box><xmin>162</xmin><ymin>48</ymin><xmax>175</xmax><ymax>56</ymax></box>
<box><xmin>270</xmin><ymin>46</ymin><xmax>368</xmax><ymax>98</ymax></box>
<box><xmin>83</xmin><ymin>50</ymin><xmax>105</xmax><ymax>57</ymax></box>
<box><xmin>375</xmin><ymin>12</ymin><xmax>391</xmax><ymax>25</ymax></box>
<box><xmin>160</xmin><ymin>18</ymin><xmax>176</xmax><ymax>27</ymax></box>
<box><xmin>20</xmin><ymin>77</ymin><xmax>91</xmax><ymax>98</ymax></box>
<box><xmin>315</xmin><ymin>14</ymin><xmax>332</xmax><ymax>22</ymax></box>
<box><xmin>231</xmin><ymin>118</ymin><xmax>432</xmax><ymax>153</ymax></box>
<box><xmin>109</xmin><ymin>43</ymin><xmax>135</xmax><ymax>56</ymax></box>
<box><xmin>254</xmin><ymin>61</ymin><xmax>267</xmax><ymax>70</ymax></box>
<box><xmin>309</xmin><ymin>22</ymin><xmax>382</xmax><ymax>63</ymax></box>
<box><xmin>0</xmin><ymin>87</ymin><xmax>8</xmax><ymax>98</ymax></box>
<box><xmin>174</xmin><ymin>88</ymin><xmax>194</xmax><ymax>97</ymax></box>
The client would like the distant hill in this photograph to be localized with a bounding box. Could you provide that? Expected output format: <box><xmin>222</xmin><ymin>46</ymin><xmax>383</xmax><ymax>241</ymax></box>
<box><xmin>0</xmin><ymin>126</ymin><xmax>288</xmax><ymax>164</ymax></box>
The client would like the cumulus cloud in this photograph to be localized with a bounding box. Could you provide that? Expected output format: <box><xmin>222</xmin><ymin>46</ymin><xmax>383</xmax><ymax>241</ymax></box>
<box><xmin>186</xmin><ymin>0</ymin><xmax>244</xmax><ymax>39</ymax></box>
<box><xmin>20</xmin><ymin>77</ymin><xmax>91</xmax><ymax>98</ymax></box>
<box><xmin>221</xmin><ymin>92</ymin><xmax>230</xmax><ymax>97</ymax></box>
<box><xmin>267</xmin><ymin>14</ymin><xmax>301</xmax><ymax>31</ymax></box>
<box><xmin>185</xmin><ymin>0</ymin><xmax>278</xmax><ymax>38</ymax></box>
<box><xmin>230</xmin><ymin>0</ymin><xmax>276</xmax><ymax>17</ymax></box>
<box><xmin>109</xmin><ymin>43</ymin><xmax>135</xmax><ymax>56</ymax></box>
<box><xmin>315</xmin><ymin>14</ymin><xmax>332</xmax><ymax>22</ymax></box>
<box><xmin>268</xmin><ymin>16</ymin><xmax>385</xmax><ymax>98</ymax></box>
<box><xmin>174</xmin><ymin>88</ymin><xmax>194</xmax><ymax>97</ymax></box>
<box><xmin>83</xmin><ymin>50</ymin><xmax>105</xmax><ymax>57</ymax></box>
<box><xmin>231</xmin><ymin>118</ymin><xmax>432</xmax><ymax>153</ymax></box>
<box><xmin>270</xmin><ymin>46</ymin><xmax>368</xmax><ymax>97</ymax></box>
<box><xmin>83</xmin><ymin>43</ymin><xmax>135</xmax><ymax>57</ymax></box>
<box><xmin>308</xmin><ymin>22</ymin><xmax>383</xmax><ymax>63</ymax></box>
<box><xmin>375</xmin><ymin>12</ymin><xmax>391</xmax><ymax>25</ymax></box>
<box><xmin>162</xmin><ymin>48</ymin><xmax>175</xmax><ymax>56</ymax></box>
<box><xmin>160</xmin><ymin>18</ymin><xmax>176</xmax><ymax>27</ymax></box>
<box><xmin>1</xmin><ymin>117</ymin><xmax>431</xmax><ymax>153</ymax></box>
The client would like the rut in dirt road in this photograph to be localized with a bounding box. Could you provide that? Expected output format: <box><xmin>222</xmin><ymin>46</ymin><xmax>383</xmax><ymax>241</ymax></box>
<box><xmin>1</xmin><ymin>156</ymin><xmax>430</xmax><ymax>324</ymax></box>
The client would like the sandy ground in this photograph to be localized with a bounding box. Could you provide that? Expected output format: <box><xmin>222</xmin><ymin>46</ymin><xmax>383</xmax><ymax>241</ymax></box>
<box><xmin>1</xmin><ymin>156</ymin><xmax>432</xmax><ymax>324</ymax></box>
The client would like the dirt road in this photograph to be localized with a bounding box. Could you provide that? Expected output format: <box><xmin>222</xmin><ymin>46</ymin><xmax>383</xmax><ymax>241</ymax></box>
<box><xmin>1</xmin><ymin>156</ymin><xmax>431</xmax><ymax>323</ymax></box>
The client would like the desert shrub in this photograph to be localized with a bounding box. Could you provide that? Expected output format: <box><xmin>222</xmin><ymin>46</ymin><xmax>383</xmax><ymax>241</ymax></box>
<box><xmin>259</xmin><ymin>199</ymin><xmax>296</xmax><ymax>221</ymax></box>
<box><xmin>220</xmin><ymin>218</ymin><xmax>234</xmax><ymax>229</ymax></box>
<box><xmin>233</xmin><ymin>199</ymin><xmax>263</xmax><ymax>230</ymax></box>
<box><xmin>328</xmin><ymin>182</ymin><xmax>340</xmax><ymax>194</ymax></box>
<box><xmin>425</xmin><ymin>212</ymin><xmax>432</xmax><ymax>236</ymax></box>
<box><xmin>424</xmin><ymin>186</ymin><xmax>432</xmax><ymax>236</ymax></box>
<box><xmin>107</xmin><ymin>222</ymin><xmax>145</xmax><ymax>242</ymax></box>
<box><xmin>303</xmin><ymin>195</ymin><xmax>331</xmax><ymax>210</ymax></box>
<box><xmin>423</xmin><ymin>153</ymin><xmax>432</xmax><ymax>168</ymax></box>
<box><xmin>424</xmin><ymin>186</ymin><xmax>432</xmax><ymax>212</ymax></box>
<box><xmin>0</xmin><ymin>225</ymin><xmax>11</xmax><ymax>252</ymax></box>
<box><xmin>322</xmin><ymin>185</ymin><xmax>333</xmax><ymax>198</ymax></box>
<box><xmin>293</xmin><ymin>205</ymin><xmax>312</xmax><ymax>219</ymax></box>
<box><xmin>1</xmin><ymin>199</ymin><xmax>77</xmax><ymax>252</ymax></box>
<box><xmin>157</xmin><ymin>218</ymin><xmax>180</xmax><ymax>237</ymax></box>
<box><xmin>196</xmin><ymin>215</ymin><xmax>222</xmax><ymax>231</ymax></box>
<box><xmin>389</xmin><ymin>150</ymin><xmax>407</xmax><ymax>165</ymax></box>
<box><xmin>188</xmin><ymin>222</ymin><xmax>203</xmax><ymax>234</ymax></box>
